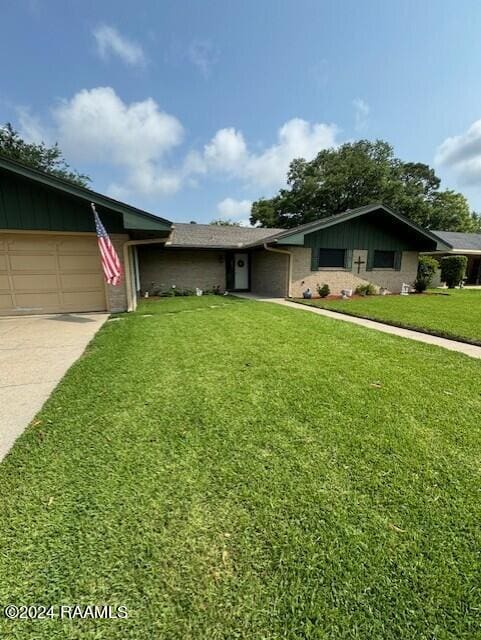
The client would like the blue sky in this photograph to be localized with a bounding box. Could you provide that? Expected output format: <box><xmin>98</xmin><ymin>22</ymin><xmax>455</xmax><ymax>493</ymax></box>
<box><xmin>2</xmin><ymin>0</ymin><xmax>481</xmax><ymax>224</ymax></box>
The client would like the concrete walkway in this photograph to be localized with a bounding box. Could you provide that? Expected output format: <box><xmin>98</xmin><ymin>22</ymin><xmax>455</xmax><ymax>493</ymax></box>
<box><xmin>236</xmin><ymin>294</ymin><xmax>481</xmax><ymax>359</ymax></box>
<box><xmin>0</xmin><ymin>313</ymin><xmax>109</xmax><ymax>461</ymax></box>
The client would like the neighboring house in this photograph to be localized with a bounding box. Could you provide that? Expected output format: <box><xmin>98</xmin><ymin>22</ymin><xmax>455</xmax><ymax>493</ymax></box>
<box><xmin>0</xmin><ymin>155</ymin><xmax>447</xmax><ymax>316</ymax></box>
<box><xmin>428</xmin><ymin>231</ymin><xmax>481</xmax><ymax>285</ymax></box>
<box><xmin>140</xmin><ymin>204</ymin><xmax>446</xmax><ymax>298</ymax></box>
<box><xmin>0</xmin><ymin>156</ymin><xmax>171</xmax><ymax>316</ymax></box>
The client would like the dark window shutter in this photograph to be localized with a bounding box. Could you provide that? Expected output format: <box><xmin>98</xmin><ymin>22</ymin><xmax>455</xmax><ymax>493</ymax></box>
<box><xmin>344</xmin><ymin>249</ymin><xmax>353</xmax><ymax>270</ymax></box>
<box><xmin>394</xmin><ymin>251</ymin><xmax>402</xmax><ymax>271</ymax></box>
<box><xmin>366</xmin><ymin>250</ymin><xmax>374</xmax><ymax>271</ymax></box>
<box><xmin>311</xmin><ymin>248</ymin><xmax>319</xmax><ymax>271</ymax></box>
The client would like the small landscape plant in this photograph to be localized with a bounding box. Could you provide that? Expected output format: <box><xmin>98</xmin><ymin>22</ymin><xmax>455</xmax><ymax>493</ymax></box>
<box><xmin>414</xmin><ymin>255</ymin><xmax>439</xmax><ymax>292</ymax></box>
<box><xmin>317</xmin><ymin>283</ymin><xmax>330</xmax><ymax>298</ymax></box>
<box><xmin>355</xmin><ymin>283</ymin><xmax>377</xmax><ymax>296</ymax></box>
<box><xmin>440</xmin><ymin>255</ymin><xmax>468</xmax><ymax>289</ymax></box>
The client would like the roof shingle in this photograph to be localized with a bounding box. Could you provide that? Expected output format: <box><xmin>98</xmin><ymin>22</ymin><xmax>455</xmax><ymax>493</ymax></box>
<box><xmin>432</xmin><ymin>230</ymin><xmax>481</xmax><ymax>251</ymax></box>
<box><xmin>166</xmin><ymin>223</ymin><xmax>283</xmax><ymax>248</ymax></box>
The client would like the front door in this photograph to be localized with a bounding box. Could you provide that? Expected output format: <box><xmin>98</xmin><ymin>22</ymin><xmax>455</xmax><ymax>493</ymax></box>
<box><xmin>234</xmin><ymin>253</ymin><xmax>249</xmax><ymax>290</ymax></box>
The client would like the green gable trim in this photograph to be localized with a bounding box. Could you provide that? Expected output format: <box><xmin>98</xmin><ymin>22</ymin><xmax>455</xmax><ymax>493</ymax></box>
<box><xmin>304</xmin><ymin>216</ymin><xmax>418</xmax><ymax>252</ymax></box>
<box><xmin>276</xmin><ymin>232</ymin><xmax>305</xmax><ymax>245</ymax></box>
<box><xmin>268</xmin><ymin>204</ymin><xmax>449</xmax><ymax>252</ymax></box>
<box><xmin>122</xmin><ymin>210</ymin><xmax>170</xmax><ymax>232</ymax></box>
<box><xmin>0</xmin><ymin>155</ymin><xmax>172</xmax><ymax>234</ymax></box>
<box><xmin>0</xmin><ymin>171</ymin><xmax>123</xmax><ymax>233</ymax></box>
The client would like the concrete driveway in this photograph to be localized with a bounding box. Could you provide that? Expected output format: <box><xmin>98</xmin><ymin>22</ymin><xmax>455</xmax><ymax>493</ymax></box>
<box><xmin>0</xmin><ymin>313</ymin><xmax>109</xmax><ymax>461</ymax></box>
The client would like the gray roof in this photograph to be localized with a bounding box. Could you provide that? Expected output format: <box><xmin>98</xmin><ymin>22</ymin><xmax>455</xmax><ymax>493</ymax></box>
<box><xmin>167</xmin><ymin>223</ymin><xmax>283</xmax><ymax>248</ymax></box>
<box><xmin>432</xmin><ymin>230</ymin><xmax>481</xmax><ymax>252</ymax></box>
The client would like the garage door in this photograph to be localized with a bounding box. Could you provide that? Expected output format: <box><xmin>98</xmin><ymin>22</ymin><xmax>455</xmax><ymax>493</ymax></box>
<box><xmin>0</xmin><ymin>233</ymin><xmax>107</xmax><ymax>315</ymax></box>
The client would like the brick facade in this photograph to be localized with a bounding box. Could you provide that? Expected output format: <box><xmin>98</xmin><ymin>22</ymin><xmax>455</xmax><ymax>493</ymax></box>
<box><xmin>139</xmin><ymin>247</ymin><xmax>226</xmax><ymax>294</ymax></box>
<box><xmin>250</xmin><ymin>250</ymin><xmax>289</xmax><ymax>297</ymax></box>
<box><xmin>136</xmin><ymin>245</ymin><xmax>420</xmax><ymax>302</ymax></box>
<box><xmin>290</xmin><ymin>247</ymin><xmax>419</xmax><ymax>297</ymax></box>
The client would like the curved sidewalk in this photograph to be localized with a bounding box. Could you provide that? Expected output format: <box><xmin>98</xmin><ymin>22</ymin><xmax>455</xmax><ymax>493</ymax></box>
<box><xmin>243</xmin><ymin>295</ymin><xmax>481</xmax><ymax>359</ymax></box>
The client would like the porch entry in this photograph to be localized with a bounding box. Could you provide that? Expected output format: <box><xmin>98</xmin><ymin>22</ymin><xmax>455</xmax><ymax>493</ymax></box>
<box><xmin>226</xmin><ymin>252</ymin><xmax>250</xmax><ymax>291</ymax></box>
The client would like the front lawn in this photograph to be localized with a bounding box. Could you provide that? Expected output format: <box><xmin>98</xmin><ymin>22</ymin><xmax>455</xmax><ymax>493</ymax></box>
<box><xmin>0</xmin><ymin>296</ymin><xmax>480</xmax><ymax>639</ymax></box>
<box><xmin>297</xmin><ymin>288</ymin><xmax>481</xmax><ymax>344</ymax></box>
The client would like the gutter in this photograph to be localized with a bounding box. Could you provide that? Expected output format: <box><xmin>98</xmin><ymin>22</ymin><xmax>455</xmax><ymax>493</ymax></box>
<box><xmin>421</xmin><ymin>248</ymin><xmax>481</xmax><ymax>255</ymax></box>
<box><xmin>123</xmin><ymin>234</ymin><xmax>172</xmax><ymax>312</ymax></box>
<box><xmin>263</xmin><ymin>242</ymin><xmax>293</xmax><ymax>298</ymax></box>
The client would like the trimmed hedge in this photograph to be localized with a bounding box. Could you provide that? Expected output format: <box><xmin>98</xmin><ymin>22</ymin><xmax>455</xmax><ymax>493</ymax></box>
<box><xmin>440</xmin><ymin>255</ymin><xmax>468</xmax><ymax>289</ymax></box>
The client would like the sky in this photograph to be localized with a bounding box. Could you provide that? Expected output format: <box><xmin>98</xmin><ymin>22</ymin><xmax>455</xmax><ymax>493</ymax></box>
<box><xmin>2</xmin><ymin>0</ymin><xmax>481</xmax><ymax>225</ymax></box>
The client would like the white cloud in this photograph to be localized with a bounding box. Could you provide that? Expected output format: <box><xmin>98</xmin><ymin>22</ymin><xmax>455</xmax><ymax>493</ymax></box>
<box><xmin>204</xmin><ymin>128</ymin><xmax>248</xmax><ymax>170</ymax></box>
<box><xmin>353</xmin><ymin>98</ymin><xmax>369</xmax><ymax>131</ymax></box>
<box><xmin>16</xmin><ymin>88</ymin><xmax>340</xmax><ymax>202</ymax></box>
<box><xmin>93</xmin><ymin>25</ymin><xmax>146</xmax><ymax>67</ymax></box>
<box><xmin>247</xmin><ymin>119</ymin><xmax>338</xmax><ymax>187</ymax></box>
<box><xmin>435</xmin><ymin>118</ymin><xmax>481</xmax><ymax>184</ymax></box>
<box><xmin>217</xmin><ymin>197</ymin><xmax>252</xmax><ymax>219</ymax></box>
<box><xmin>53</xmin><ymin>87</ymin><xmax>183</xmax><ymax>166</ymax></box>
<box><xmin>23</xmin><ymin>87</ymin><xmax>184</xmax><ymax>196</ymax></box>
<box><xmin>194</xmin><ymin>118</ymin><xmax>338</xmax><ymax>188</ymax></box>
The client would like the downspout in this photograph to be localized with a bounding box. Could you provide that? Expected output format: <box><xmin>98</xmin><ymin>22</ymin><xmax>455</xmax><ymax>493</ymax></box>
<box><xmin>263</xmin><ymin>242</ymin><xmax>293</xmax><ymax>298</ymax></box>
<box><xmin>123</xmin><ymin>234</ymin><xmax>172</xmax><ymax>312</ymax></box>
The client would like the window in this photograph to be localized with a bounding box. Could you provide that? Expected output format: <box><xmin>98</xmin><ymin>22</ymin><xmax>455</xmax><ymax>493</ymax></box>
<box><xmin>373</xmin><ymin>250</ymin><xmax>396</xmax><ymax>269</ymax></box>
<box><xmin>317</xmin><ymin>248</ymin><xmax>346</xmax><ymax>268</ymax></box>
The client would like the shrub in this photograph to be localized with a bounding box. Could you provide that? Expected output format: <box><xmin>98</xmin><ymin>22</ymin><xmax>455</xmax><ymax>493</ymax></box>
<box><xmin>317</xmin><ymin>283</ymin><xmax>330</xmax><ymax>298</ymax></box>
<box><xmin>414</xmin><ymin>255</ymin><xmax>438</xmax><ymax>293</ymax></box>
<box><xmin>418</xmin><ymin>256</ymin><xmax>439</xmax><ymax>286</ymax></box>
<box><xmin>204</xmin><ymin>285</ymin><xmax>222</xmax><ymax>295</ymax></box>
<box><xmin>414</xmin><ymin>277</ymin><xmax>429</xmax><ymax>293</ymax></box>
<box><xmin>440</xmin><ymin>255</ymin><xmax>468</xmax><ymax>289</ymax></box>
<box><xmin>355</xmin><ymin>283</ymin><xmax>377</xmax><ymax>296</ymax></box>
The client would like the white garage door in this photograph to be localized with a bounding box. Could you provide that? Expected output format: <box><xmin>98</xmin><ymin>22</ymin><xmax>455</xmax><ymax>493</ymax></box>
<box><xmin>0</xmin><ymin>233</ymin><xmax>107</xmax><ymax>315</ymax></box>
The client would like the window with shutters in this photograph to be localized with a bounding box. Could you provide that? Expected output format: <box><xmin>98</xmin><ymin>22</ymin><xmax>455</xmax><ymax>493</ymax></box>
<box><xmin>373</xmin><ymin>250</ymin><xmax>396</xmax><ymax>269</ymax></box>
<box><xmin>317</xmin><ymin>248</ymin><xmax>346</xmax><ymax>268</ymax></box>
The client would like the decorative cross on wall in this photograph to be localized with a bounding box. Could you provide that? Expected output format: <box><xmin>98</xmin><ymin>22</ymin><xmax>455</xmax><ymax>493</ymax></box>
<box><xmin>354</xmin><ymin>256</ymin><xmax>365</xmax><ymax>273</ymax></box>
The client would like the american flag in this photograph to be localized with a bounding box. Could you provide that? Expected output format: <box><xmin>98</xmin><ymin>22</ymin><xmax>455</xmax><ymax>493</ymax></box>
<box><xmin>91</xmin><ymin>203</ymin><xmax>123</xmax><ymax>286</ymax></box>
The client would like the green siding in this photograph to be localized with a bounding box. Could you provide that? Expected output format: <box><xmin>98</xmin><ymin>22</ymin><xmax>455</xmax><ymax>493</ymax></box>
<box><xmin>122</xmin><ymin>210</ymin><xmax>169</xmax><ymax>232</ymax></box>
<box><xmin>304</xmin><ymin>213</ymin><xmax>427</xmax><ymax>252</ymax></box>
<box><xmin>0</xmin><ymin>170</ymin><xmax>130</xmax><ymax>234</ymax></box>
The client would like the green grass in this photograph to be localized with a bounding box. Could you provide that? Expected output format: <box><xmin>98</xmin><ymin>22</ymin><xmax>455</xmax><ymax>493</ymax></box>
<box><xmin>296</xmin><ymin>288</ymin><xmax>481</xmax><ymax>344</ymax></box>
<box><xmin>0</xmin><ymin>296</ymin><xmax>480</xmax><ymax>639</ymax></box>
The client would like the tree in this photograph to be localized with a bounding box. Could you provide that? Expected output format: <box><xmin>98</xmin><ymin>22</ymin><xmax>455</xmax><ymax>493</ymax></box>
<box><xmin>250</xmin><ymin>140</ymin><xmax>481</xmax><ymax>232</ymax></box>
<box><xmin>429</xmin><ymin>190</ymin><xmax>481</xmax><ymax>232</ymax></box>
<box><xmin>209</xmin><ymin>218</ymin><xmax>242</xmax><ymax>226</ymax></box>
<box><xmin>0</xmin><ymin>123</ymin><xmax>89</xmax><ymax>187</ymax></box>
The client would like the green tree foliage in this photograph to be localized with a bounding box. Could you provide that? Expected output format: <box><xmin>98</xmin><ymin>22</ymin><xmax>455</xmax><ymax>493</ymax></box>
<box><xmin>250</xmin><ymin>140</ymin><xmax>481</xmax><ymax>232</ymax></box>
<box><xmin>0</xmin><ymin>123</ymin><xmax>90</xmax><ymax>187</ymax></box>
<box><xmin>209</xmin><ymin>219</ymin><xmax>242</xmax><ymax>226</ymax></box>
<box><xmin>414</xmin><ymin>255</ymin><xmax>439</xmax><ymax>292</ymax></box>
<box><xmin>440</xmin><ymin>255</ymin><xmax>468</xmax><ymax>288</ymax></box>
